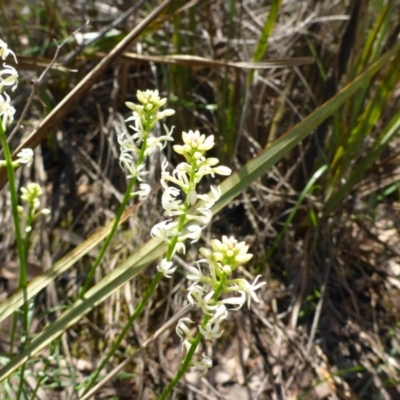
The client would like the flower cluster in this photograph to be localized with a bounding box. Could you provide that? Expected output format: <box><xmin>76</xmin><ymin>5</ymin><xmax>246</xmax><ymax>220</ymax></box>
<box><xmin>118</xmin><ymin>90</ymin><xmax>175</xmax><ymax>199</ymax></box>
<box><xmin>17</xmin><ymin>182</ymin><xmax>50</xmax><ymax>232</ymax></box>
<box><xmin>0</xmin><ymin>39</ymin><xmax>18</xmax><ymax>129</ymax></box>
<box><xmin>177</xmin><ymin>236</ymin><xmax>266</xmax><ymax>374</ymax></box>
<box><xmin>151</xmin><ymin>130</ymin><xmax>231</xmax><ymax>278</ymax></box>
<box><xmin>0</xmin><ymin>39</ymin><xmax>34</xmax><ymax>168</ymax></box>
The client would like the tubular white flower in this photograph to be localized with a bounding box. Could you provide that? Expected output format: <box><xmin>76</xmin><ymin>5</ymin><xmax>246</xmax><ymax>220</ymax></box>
<box><xmin>211</xmin><ymin>165</ymin><xmax>232</xmax><ymax>176</ymax></box>
<box><xmin>186</xmin><ymin>207</ymin><xmax>212</xmax><ymax>225</ymax></box>
<box><xmin>157</xmin><ymin>258</ymin><xmax>177</xmax><ymax>278</ymax></box>
<box><xmin>117</xmin><ymin>131</ymin><xmax>140</xmax><ymax>153</ymax></box>
<box><xmin>0</xmin><ymin>42</ymin><xmax>18</xmax><ymax>129</ymax></box>
<box><xmin>162</xmin><ymin>168</ymin><xmax>190</xmax><ymax>193</ymax></box>
<box><xmin>16</xmin><ymin>148</ymin><xmax>34</xmax><ymax>167</ymax></box>
<box><xmin>187</xmin><ymin>285</ymin><xmax>218</xmax><ymax>315</ymax></box>
<box><xmin>162</xmin><ymin>186</ymin><xmax>185</xmax><ymax>216</ymax></box>
<box><xmin>180</xmin><ymin>224</ymin><xmax>202</xmax><ymax>243</ymax></box>
<box><xmin>211</xmin><ymin>304</ymin><xmax>229</xmax><ymax>323</ymax></box>
<box><xmin>220</xmin><ymin>290</ymin><xmax>246</xmax><ymax>310</ymax></box>
<box><xmin>145</xmin><ymin>124</ymin><xmax>174</xmax><ymax>155</ymax></box>
<box><xmin>197</xmin><ymin>185</ymin><xmax>221</xmax><ymax>208</ymax></box>
<box><xmin>0</xmin><ymin>92</ymin><xmax>15</xmax><ymax>127</ymax></box>
<box><xmin>196</xmin><ymin>163</ymin><xmax>232</xmax><ymax>179</ymax></box>
<box><xmin>186</xmin><ymin>262</ymin><xmax>209</xmax><ymax>284</ymax></box>
<box><xmin>131</xmin><ymin>183</ymin><xmax>151</xmax><ymax>199</ymax></box>
<box><xmin>0</xmin><ymin>39</ymin><xmax>17</xmax><ymax>62</ymax></box>
<box><xmin>228</xmin><ymin>275</ymin><xmax>266</xmax><ymax>309</ymax></box>
<box><xmin>192</xmin><ymin>353</ymin><xmax>213</xmax><ymax>376</ymax></box>
<box><xmin>176</xmin><ymin>318</ymin><xmax>194</xmax><ymax>341</ymax></box>
<box><xmin>151</xmin><ymin>219</ymin><xmax>179</xmax><ymax>243</ymax></box>
<box><xmin>0</xmin><ymin>64</ymin><xmax>18</xmax><ymax>92</ymax></box>
<box><xmin>198</xmin><ymin>321</ymin><xmax>223</xmax><ymax>340</ymax></box>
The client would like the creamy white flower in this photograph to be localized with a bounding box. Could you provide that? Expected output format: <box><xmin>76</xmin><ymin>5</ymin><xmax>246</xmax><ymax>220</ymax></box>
<box><xmin>125</xmin><ymin>112</ymin><xmax>146</xmax><ymax>142</ymax></box>
<box><xmin>196</xmin><ymin>163</ymin><xmax>232</xmax><ymax>179</ymax></box>
<box><xmin>131</xmin><ymin>183</ymin><xmax>151</xmax><ymax>199</ymax></box>
<box><xmin>136</xmin><ymin>89</ymin><xmax>166</xmax><ymax>107</ymax></box>
<box><xmin>192</xmin><ymin>353</ymin><xmax>212</xmax><ymax>376</ymax></box>
<box><xmin>228</xmin><ymin>275</ymin><xmax>266</xmax><ymax>309</ymax></box>
<box><xmin>118</xmin><ymin>90</ymin><xmax>174</xmax><ymax>199</ymax></box>
<box><xmin>156</xmin><ymin>108</ymin><xmax>175</xmax><ymax>119</ymax></box>
<box><xmin>119</xmin><ymin>157</ymin><xmax>148</xmax><ymax>180</ymax></box>
<box><xmin>174</xmin><ymin>242</ymin><xmax>186</xmax><ymax>255</ymax></box>
<box><xmin>151</xmin><ymin>219</ymin><xmax>179</xmax><ymax>243</ymax></box>
<box><xmin>186</xmin><ymin>207</ymin><xmax>212</xmax><ymax>225</ymax></box>
<box><xmin>187</xmin><ymin>285</ymin><xmax>218</xmax><ymax>315</ymax></box>
<box><xmin>211</xmin><ymin>304</ymin><xmax>228</xmax><ymax>323</ymax></box>
<box><xmin>176</xmin><ymin>317</ymin><xmax>194</xmax><ymax>341</ymax></box>
<box><xmin>0</xmin><ymin>92</ymin><xmax>15</xmax><ymax>127</ymax></box>
<box><xmin>162</xmin><ymin>168</ymin><xmax>190</xmax><ymax>193</ymax></box>
<box><xmin>180</xmin><ymin>224</ymin><xmax>202</xmax><ymax>243</ymax></box>
<box><xmin>198</xmin><ymin>321</ymin><xmax>223</xmax><ymax>340</ymax></box>
<box><xmin>183</xmin><ymin>130</ymin><xmax>214</xmax><ymax>152</ymax></box>
<box><xmin>197</xmin><ymin>185</ymin><xmax>221</xmax><ymax>208</ymax></box>
<box><xmin>0</xmin><ymin>63</ymin><xmax>18</xmax><ymax>92</ymax></box>
<box><xmin>144</xmin><ymin>124</ymin><xmax>174</xmax><ymax>156</ymax></box>
<box><xmin>186</xmin><ymin>262</ymin><xmax>208</xmax><ymax>284</ymax></box>
<box><xmin>220</xmin><ymin>290</ymin><xmax>246</xmax><ymax>310</ymax></box>
<box><xmin>162</xmin><ymin>186</ymin><xmax>184</xmax><ymax>216</ymax></box>
<box><xmin>16</xmin><ymin>148</ymin><xmax>34</xmax><ymax>167</ymax></box>
<box><xmin>0</xmin><ymin>39</ymin><xmax>17</xmax><ymax>62</ymax></box>
<box><xmin>157</xmin><ymin>258</ymin><xmax>177</xmax><ymax>278</ymax></box>
<box><xmin>117</xmin><ymin>131</ymin><xmax>140</xmax><ymax>153</ymax></box>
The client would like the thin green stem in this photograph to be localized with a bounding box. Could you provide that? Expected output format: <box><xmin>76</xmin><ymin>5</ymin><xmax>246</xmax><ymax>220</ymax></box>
<box><xmin>159</xmin><ymin>276</ymin><xmax>227</xmax><ymax>399</ymax></box>
<box><xmin>165</xmin><ymin>163</ymin><xmax>197</xmax><ymax>261</ymax></box>
<box><xmin>78</xmin><ymin>137</ymin><xmax>149</xmax><ymax>299</ymax></box>
<box><xmin>0</xmin><ymin>122</ymin><xmax>29</xmax><ymax>398</ymax></box>
<box><xmin>82</xmin><ymin>162</ymin><xmax>197</xmax><ymax>395</ymax></box>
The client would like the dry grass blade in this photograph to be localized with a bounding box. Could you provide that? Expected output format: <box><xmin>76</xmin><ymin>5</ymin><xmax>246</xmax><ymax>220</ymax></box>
<box><xmin>0</xmin><ymin>0</ymin><xmax>176</xmax><ymax>191</ymax></box>
<box><xmin>119</xmin><ymin>52</ymin><xmax>314</xmax><ymax>69</ymax></box>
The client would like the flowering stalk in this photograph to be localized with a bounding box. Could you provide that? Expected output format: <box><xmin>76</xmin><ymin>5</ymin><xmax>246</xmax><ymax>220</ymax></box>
<box><xmin>159</xmin><ymin>236</ymin><xmax>266</xmax><ymax>399</ymax></box>
<box><xmin>17</xmin><ymin>182</ymin><xmax>50</xmax><ymax>250</ymax></box>
<box><xmin>82</xmin><ymin>130</ymin><xmax>231</xmax><ymax>395</ymax></box>
<box><xmin>0</xmin><ymin>39</ymin><xmax>38</xmax><ymax>400</ymax></box>
<box><xmin>78</xmin><ymin>90</ymin><xmax>174</xmax><ymax>298</ymax></box>
<box><xmin>152</xmin><ymin>130</ymin><xmax>231</xmax><ymax>274</ymax></box>
<box><xmin>0</xmin><ymin>40</ymin><xmax>27</xmax><ymax>286</ymax></box>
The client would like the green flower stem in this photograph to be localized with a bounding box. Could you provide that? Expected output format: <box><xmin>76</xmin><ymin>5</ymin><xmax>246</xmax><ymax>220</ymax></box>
<box><xmin>0</xmin><ymin>122</ymin><xmax>29</xmax><ymax>398</ymax></box>
<box><xmin>82</xmin><ymin>271</ymin><xmax>163</xmax><ymax>395</ymax></box>
<box><xmin>165</xmin><ymin>165</ymin><xmax>197</xmax><ymax>261</ymax></box>
<box><xmin>159</xmin><ymin>276</ymin><xmax>227</xmax><ymax>400</ymax></box>
<box><xmin>78</xmin><ymin>136</ymin><xmax>149</xmax><ymax>299</ymax></box>
<box><xmin>83</xmin><ymin>172</ymin><xmax>195</xmax><ymax>394</ymax></box>
<box><xmin>83</xmin><ymin>167</ymin><xmax>196</xmax><ymax>395</ymax></box>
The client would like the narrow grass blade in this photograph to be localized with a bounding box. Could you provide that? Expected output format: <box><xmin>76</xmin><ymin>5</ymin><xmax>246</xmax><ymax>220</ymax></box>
<box><xmin>0</xmin><ymin>205</ymin><xmax>138</xmax><ymax>324</ymax></box>
<box><xmin>266</xmin><ymin>165</ymin><xmax>328</xmax><ymax>260</ymax></box>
